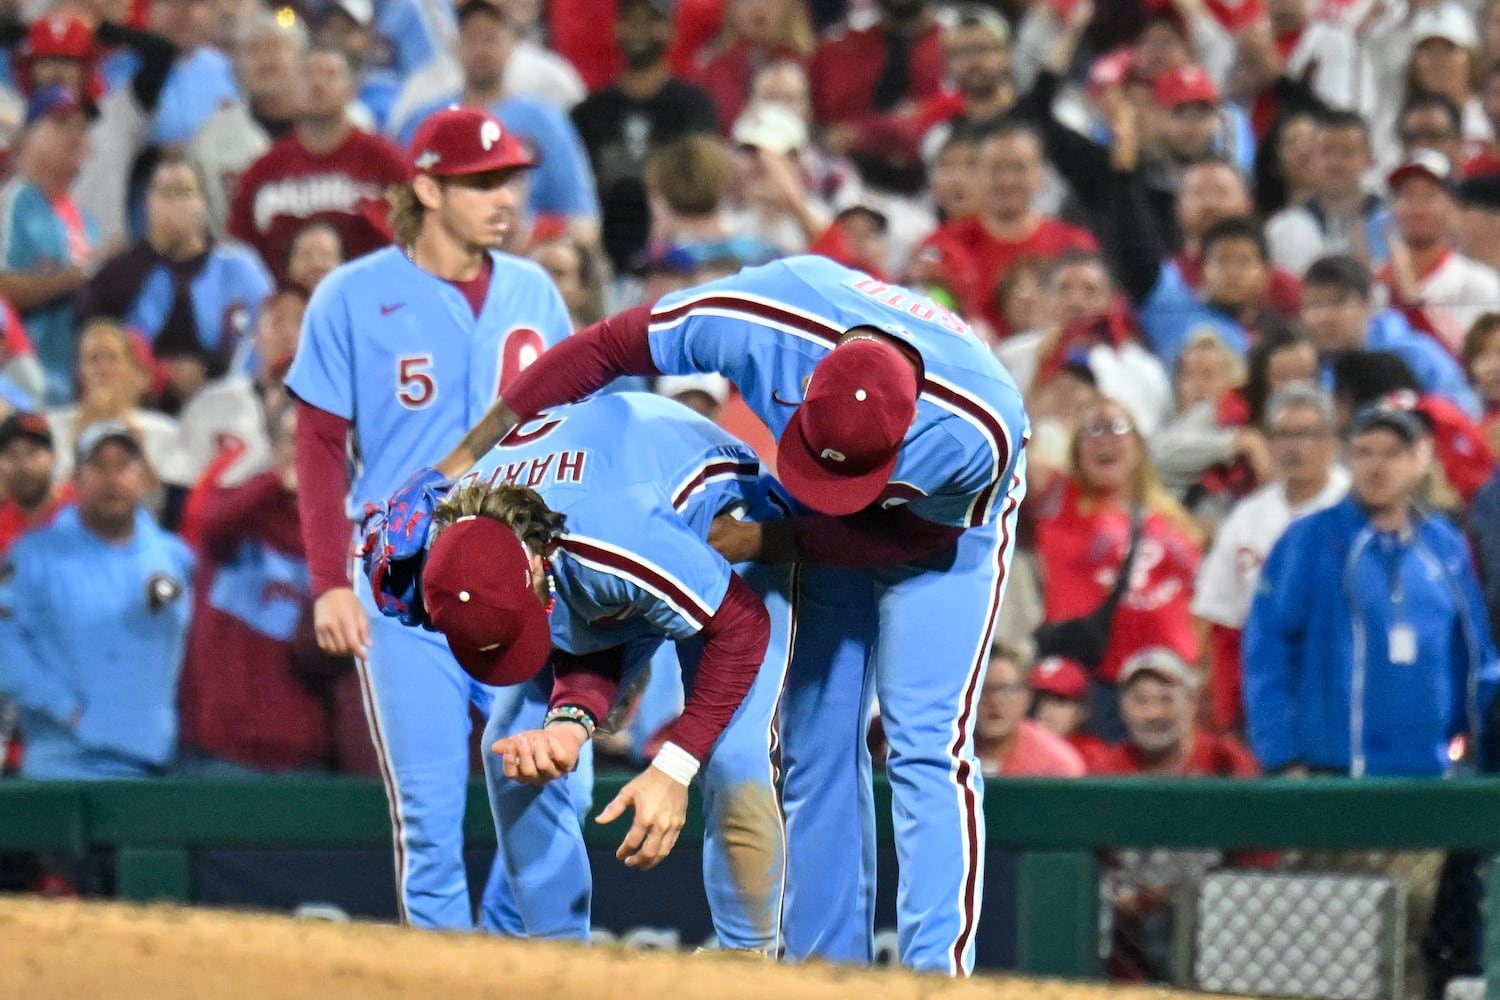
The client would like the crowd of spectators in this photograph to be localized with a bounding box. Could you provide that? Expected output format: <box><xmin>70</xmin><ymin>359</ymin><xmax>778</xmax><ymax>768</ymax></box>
<box><xmin>0</xmin><ymin>0</ymin><xmax>1499</xmax><ymax>969</ymax></box>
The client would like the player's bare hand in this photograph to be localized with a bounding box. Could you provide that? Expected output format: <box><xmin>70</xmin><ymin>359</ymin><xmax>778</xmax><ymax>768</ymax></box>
<box><xmin>492</xmin><ymin>725</ymin><xmax>587</xmax><ymax>784</ymax></box>
<box><xmin>709</xmin><ymin>515</ymin><xmax>763</xmax><ymax>563</ymax></box>
<box><xmin>314</xmin><ymin>588</ymin><xmax>369</xmax><ymax>658</ymax></box>
<box><xmin>595</xmin><ymin>766</ymin><xmax>688</xmax><ymax>870</ymax></box>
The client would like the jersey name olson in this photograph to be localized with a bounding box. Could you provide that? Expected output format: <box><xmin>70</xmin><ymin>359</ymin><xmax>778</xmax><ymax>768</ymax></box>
<box><xmin>476</xmin><ymin>450</ymin><xmax>589</xmax><ymax>490</ymax></box>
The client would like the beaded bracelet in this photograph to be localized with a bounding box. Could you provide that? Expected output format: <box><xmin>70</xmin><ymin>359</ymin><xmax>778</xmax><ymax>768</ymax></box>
<box><xmin>543</xmin><ymin>705</ymin><xmax>597</xmax><ymax>738</ymax></box>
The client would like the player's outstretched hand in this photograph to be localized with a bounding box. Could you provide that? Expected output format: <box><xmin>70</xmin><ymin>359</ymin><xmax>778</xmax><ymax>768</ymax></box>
<box><xmin>492</xmin><ymin>725</ymin><xmax>588</xmax><ymax>784</ymax></box>
<box><xmin>595</xmin><ymin>767</ymin><xmax>688</xmax><ymax>870</ymax></box>
<box><xmin>314</xmin><ymin>588</ymin><xmax>370</xmax><ymax>658</ymax></box>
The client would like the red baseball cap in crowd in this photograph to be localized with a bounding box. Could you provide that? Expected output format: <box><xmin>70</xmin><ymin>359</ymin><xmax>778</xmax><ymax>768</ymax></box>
<box><xmin>24</xmin><ymin>11</ymin><xmax>95</xmax><ymax>61</ymax></box>
<box><xmin>407</xmin><ymin>107</ymin><xmax>536</xmax><ymax>177</ymax></box>
<box><xmin>777</xmin><ymin>336</ymin><xmax>919</xmax><ymax>516</ymax></box>
<box><xmin>1388</xmin><ymin>148</ymin><xmax>1456</xmax><ymax>193</ymax></box>
<box><xmin>1028</xmin><ymin>656</ymin><xmax>1090</xmax><ymax>701</ymax></box>
<box><xmin>1153</xmin><ymin>64</ymin><xmax>1219</xmax><ymax>109</ymax></box>
<box><xmin>422</xmin><ymin>515</ymin><xmax>552</xmax><ymax>686</ymax></box>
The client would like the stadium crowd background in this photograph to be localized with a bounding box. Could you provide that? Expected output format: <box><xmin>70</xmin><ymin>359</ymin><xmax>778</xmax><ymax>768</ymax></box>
<box><xmin>0</xmin><ymin>0</ymin><xmax>1499</xmax><ymax>986</ymax></box>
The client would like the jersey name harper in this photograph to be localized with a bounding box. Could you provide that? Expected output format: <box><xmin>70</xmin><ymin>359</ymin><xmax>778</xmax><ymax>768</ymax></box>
<box><xmin>482</xmin><ymin>449</ymin><xmax>588</xmax><ymax>489</ymax></box>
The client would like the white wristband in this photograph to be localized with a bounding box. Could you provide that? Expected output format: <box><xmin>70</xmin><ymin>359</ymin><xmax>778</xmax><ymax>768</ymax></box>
<box><xmin>650</xmin><ymin>741</ymin><xmax>700</xmax><ymax>786</ymax></box>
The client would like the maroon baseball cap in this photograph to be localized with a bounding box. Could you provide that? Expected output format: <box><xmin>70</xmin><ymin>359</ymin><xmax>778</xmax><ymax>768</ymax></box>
<box><xmin>777</xmin><ymin>336</ymin><xmax>919</xmax><ymax>516</ymax></box>
<box><xmin>1028</xmin><ymin>656</ymin><xmax>1090</xmax><ymax>701</ymax></box>
<box><xmin>407</xmin><ymin>107</ymin><xmax>536</xmax><ymax>177</ymax></box>
<box><xmin>422</xmin><ymin>516</ymin><xmax>552</xmax><ymax>686</ymax></box>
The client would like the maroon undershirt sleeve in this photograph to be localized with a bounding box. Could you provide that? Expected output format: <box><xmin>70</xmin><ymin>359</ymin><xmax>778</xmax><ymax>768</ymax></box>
<box><xmin>549</xmin><ymin>647</ymin><xmax>628</xmax><ymax>725</ymax></box>
<box><xmin>295</xmin><ymin>400</ymin><xmax>355</xmax><ymax>596</ymax></box>
<box><xmin>792</xmin><ymin>505</ymin><xmax>966</xmax><ymax>569</ymax></box>
<box><xmin>658</xmin><ymin>572</ymin><xmax>771</xmax><ymax>762</ymax></box>
<box><xmin>503</xmin><ymin>305</ymin><xmax>660</xmax><ymax>419</ymax></box>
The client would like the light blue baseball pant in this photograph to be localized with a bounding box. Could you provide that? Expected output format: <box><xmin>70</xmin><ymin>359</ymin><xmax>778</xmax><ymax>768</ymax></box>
<box><xmin>779</xmin><ymin>491</ymin><xmax>1022</xmax><ymax>974</ymax></box>
<box><xmin>482</xmin><ymin>562</ymin><xmax>794</xmax><ymax>951</ymax></box>
<box><xmin>355</xmin><ymin>583</ymin><xmax>591</xmax><ymax>930</ymax></box>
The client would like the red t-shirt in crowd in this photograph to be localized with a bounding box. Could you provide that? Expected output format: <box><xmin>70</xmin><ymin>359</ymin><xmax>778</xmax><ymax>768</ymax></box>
<box><xmin>228</xmin><ymin>128</ymin><xmax>410</xmax><ymax>280</ymax></box>
<box><xmin>808</xmin><ymin>19</ymin><xmax>946</xmax><ymax>125</ymax></box>
<box><xmin>0</xmin><ymin>485</ymin><xmax>72</xmax><ymax>556</ymax></box>
<box><xmin>1034</xmin><ymin>477</ymin><xmax>1202</xmax><ymax>684</ymax></box>
<box><xmin>1089</xmin><ymin>728</ymin><xmax>1260</xmax><ymax>776</ymax></box>
<box><xmin>980</xmin><ymin>719</ymin><xmax>1087</xmax><ymax>777</ymax></box>
<box><xmin>925</xmin><ymin>215</ymin><xmax>1099</xmax><ymax>334</ymax></box>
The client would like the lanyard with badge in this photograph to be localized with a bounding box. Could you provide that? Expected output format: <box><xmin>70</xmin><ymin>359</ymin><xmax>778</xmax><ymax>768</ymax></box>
<box><xmin>1382</xmin><ymin>533</ymin><xmax>1418</xmax><ymax>666</ymax></box>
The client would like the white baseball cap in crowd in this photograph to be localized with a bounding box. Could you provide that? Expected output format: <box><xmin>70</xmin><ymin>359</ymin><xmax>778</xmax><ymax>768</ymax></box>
<box><xmin>1410</xmin><ymin>2</ymin><xmax>1478</xmax><ymax>49</ymax></box>
<box><xmin>1117</xmin><ymin>647</ymin><xmax>1200</xmax><ymax>690</ymax></box>
<box><xmin>732</xmin><ymin>101</ymin><xmax>808</xmax><ymax>156</ymax></box>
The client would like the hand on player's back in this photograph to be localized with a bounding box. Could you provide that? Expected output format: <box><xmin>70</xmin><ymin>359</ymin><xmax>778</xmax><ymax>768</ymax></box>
<box><xmin>596</xmin><ymin>767</ymin><xmax>689</xmax><ymax>870</ymax></box>
<box><xmin>492</xmin><ymin>726</ymin><xmax>587</xmax><ymax>784</ymax></box>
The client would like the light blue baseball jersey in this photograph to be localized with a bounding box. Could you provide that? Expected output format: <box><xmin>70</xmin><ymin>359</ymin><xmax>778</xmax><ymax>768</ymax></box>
<box><xmin>465</xmin><ymin>392</ymin><xmax>780</xmax><ymax>655</ymax></box>
<box><xmin>647</xmin><ymin>255</ymin><xmax>1027</xmax><ymax>529</ymax></box>
<box><xmin>286</xmin><ymin>245</ymin><xmax>572</xmax><ymax>516</ymax></box>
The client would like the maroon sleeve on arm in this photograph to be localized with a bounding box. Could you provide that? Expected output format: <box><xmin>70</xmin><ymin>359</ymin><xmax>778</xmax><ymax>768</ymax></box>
<box><xmin>295</xmin><ymin>400</ymin><xmax>355</xmax><ymax>596</ymax></box>
<box><xmin>197</xmin><ymin>472</ymin><xmax>284</xmax><ymax>563</ymax></box>
<box><xmin>503</xmin><ymin>305</ymin><xmax>661</xmax><ymax>419</ymax></box>
<box><xmin>792</xmin><ymin>505</ymin><xmax>965</xmax><ymax>569</ymax></box>
<box><xmin>658</xmin><ymin>572</ymin><xmax>771</xmax><ymax>761</ymax></box>
<box><xmin>550</xmin><ymin>647</ymin><xmax>628</xmax><ymax>725</ymax></box>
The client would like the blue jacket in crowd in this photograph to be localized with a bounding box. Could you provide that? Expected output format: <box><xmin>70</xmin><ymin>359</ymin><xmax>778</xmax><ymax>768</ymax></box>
<box><xmin>1244</xmin><ymin>495</ymin><xmax>1499</xmax><ymax>777</ymax></box>
<box><xmin>0</xmin><ymin>506</ymin><xmax>194</xmax><ymax>778</ymax></box>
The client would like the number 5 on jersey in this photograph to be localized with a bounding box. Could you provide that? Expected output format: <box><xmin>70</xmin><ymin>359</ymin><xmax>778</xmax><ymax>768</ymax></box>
<box><xmin>395</xmin><ymin>328</ymin><xmax>548</xmax><ymax>410</ymax></box>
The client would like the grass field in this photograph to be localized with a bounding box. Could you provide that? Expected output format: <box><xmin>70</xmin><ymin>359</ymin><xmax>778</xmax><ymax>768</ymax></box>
<box><xmin>0</xmin><ymin>897</ymin><xmax>1240</xmax><ymax>999</ymax></box>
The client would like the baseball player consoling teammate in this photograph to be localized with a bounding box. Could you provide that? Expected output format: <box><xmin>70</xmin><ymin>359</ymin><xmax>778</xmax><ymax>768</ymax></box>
<box><xmin>409</xmin><ymin>256</ymin><xmax>1030</xmax><ymax>975</ymax></box>
<box><xmin>365</xmin><ymin>391</ymin><xmax>794</xmax><ymax>950</ymax></box>
<box><xmin>284</xmin><ymin>107</ymin><xmax>574</xmax><ymax>930</ymax></box>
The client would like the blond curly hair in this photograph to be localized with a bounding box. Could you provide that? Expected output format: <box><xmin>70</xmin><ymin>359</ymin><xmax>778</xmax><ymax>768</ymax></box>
<box><xmin>431</xmin><ymin>479</ymin><xmax>567</xmax><ymax>554</ymax></box>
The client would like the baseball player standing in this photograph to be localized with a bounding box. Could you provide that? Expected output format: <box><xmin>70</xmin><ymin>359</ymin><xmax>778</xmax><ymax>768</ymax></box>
<box><xmin>285</xmin><ymin>107</ymin><xmax>573</xmax><ymax>930</ymax></box>
<box><xmin>414</xmin><ymin>255</ymin><xmax>1030</xmax><ymax>975</ymax></box>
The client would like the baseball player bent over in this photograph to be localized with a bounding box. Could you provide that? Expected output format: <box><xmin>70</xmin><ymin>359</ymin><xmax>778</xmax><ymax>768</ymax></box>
<box><xmin>286</xmin><ymin>107</ymin><xmax>574</xmax><ymax>930</ymax></box>
<box><xmin>404</xmin><ymin>257</ymin><xmax>1030</xmax><ymax>975</ymax></box>
<box><xmin>366</xmin><ymin>392</ymin><xmax>793</xmax><ymax>949</ymax></box>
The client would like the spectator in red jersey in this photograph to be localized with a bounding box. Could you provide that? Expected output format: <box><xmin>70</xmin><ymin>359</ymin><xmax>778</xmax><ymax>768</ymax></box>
<box><xmin>690</xmin><ymin>0</ymin><xmax>812</xmax><ymax>132</ymax></box>
<box><xmin>809</xmin><ymin>0</ymin><xmax>944</xmax><ymax>144</ymax></box>
<box><xmin>1027</xmin><ymin>654</ymin><xmax>1112</xmax><ymax>770</ymax></box>
<box><xmin>1462</xmin><ymin>313</ymin><xmax>1500</xmax><ymax>451</ymax></box>
<box><xmin>1093</xmin><ymin>646</ymin><xmax>1260</xmax><ymax>983</ymax></box>
<box><xmin>974</xmin><ymin>645</ymin><xmax>1087</xmax><ymax>777</ymax></box>
<box><xmin>228</xmin><ymin>45</ymin><xmax>409</xmax><ymax>280</ymax></box>
<box><xmin>922</xmin><ymin>122</ymin><xmax>1099</xmax><ymax>336</ymax></box>
<box><xmin>1092</xmin><ymin>647</ymin><xmax>1258</xmax><ymax>775</ymax></box>
<box><xmin>1032</xmin><ymin>399</ymin><xmax>1204</xmax><ymax>741</ymax></box>
<box><xmin>176</xmin><ymin>394</ymin><xmax>374</xmax><ymax>776</ymax></box>
<box><xmin>0</xmin><ymin>412</ymin><xmax>72</xmax><ymax>555</ymax></box>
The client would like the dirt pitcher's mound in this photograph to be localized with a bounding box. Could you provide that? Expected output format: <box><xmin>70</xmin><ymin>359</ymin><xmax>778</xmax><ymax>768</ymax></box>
<box><xmin>0</xmin><ymin>897</ymin><xmax>1210</xmax><ymax>1000</ymax></box>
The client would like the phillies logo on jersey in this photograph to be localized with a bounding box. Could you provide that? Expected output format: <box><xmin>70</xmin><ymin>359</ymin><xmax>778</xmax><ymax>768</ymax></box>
<box><xmin>253</xmin><ymin>175</ymin><xmax>385</xmax><ymax>232</ymax></box>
